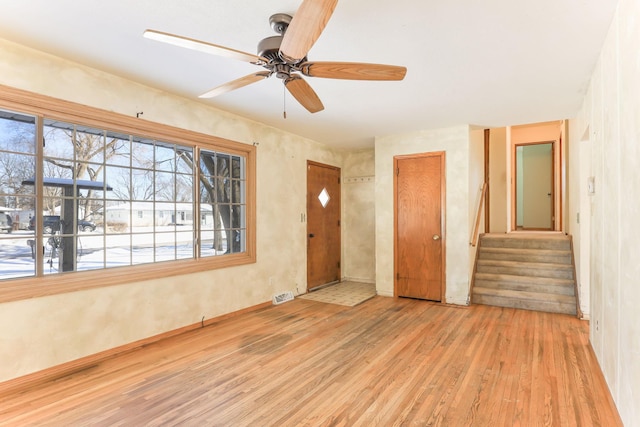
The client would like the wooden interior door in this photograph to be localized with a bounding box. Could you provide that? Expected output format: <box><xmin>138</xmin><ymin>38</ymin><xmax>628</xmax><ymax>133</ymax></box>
<box><xmin>395</xmin><ymin>152</ymin><xmax>445</xmax><ymax>301</ymax></box>
<box><xmin>307</xmin><ymin>161</ymin><xmax>341</xmax><ymax>291</ymax></box>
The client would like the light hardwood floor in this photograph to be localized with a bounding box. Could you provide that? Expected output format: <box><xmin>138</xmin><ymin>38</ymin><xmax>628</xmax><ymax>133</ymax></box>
<box><xmin>0</xmin><ymin>297</ymin><xmax>621</xmax><ymax>426</ymax></box>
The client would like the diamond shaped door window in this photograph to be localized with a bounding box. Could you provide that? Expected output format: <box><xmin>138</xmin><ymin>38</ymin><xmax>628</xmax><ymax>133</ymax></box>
<box><xmin>318</xmin><ymin>187</ymin><xmax>330</xmax><ymax>208</ymax></box>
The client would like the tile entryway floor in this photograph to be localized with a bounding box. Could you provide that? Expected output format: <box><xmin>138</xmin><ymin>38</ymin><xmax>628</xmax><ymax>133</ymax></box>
<box><xmin>298</xmin><ymin>281</ymin><xmax>376</xmax><ymax>306</ymax></box>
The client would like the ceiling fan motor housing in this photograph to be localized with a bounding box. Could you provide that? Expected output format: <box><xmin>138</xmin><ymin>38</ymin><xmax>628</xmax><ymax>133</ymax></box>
<box><xmin>257</xmin><ymin>35</ymin><xmax>283</xmax><ymax>62</ymax></box>
<box><xmin>258</xmin><ymin>13</ymin><xmax>307</xmax><ymax>80</ymax></box>
<box><xmin>258</xmin><ymin>13</ymin><xmax>296</xmax><ymax>64</ymax></box>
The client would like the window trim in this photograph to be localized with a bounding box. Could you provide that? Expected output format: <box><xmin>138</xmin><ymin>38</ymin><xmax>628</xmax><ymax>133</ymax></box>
<box><xmin>0</xmin><ymin>84</ymin><xmax>256</xmax><ymax>303</ymax></box>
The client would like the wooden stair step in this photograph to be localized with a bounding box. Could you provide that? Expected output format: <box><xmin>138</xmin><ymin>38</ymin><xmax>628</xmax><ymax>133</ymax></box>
<box><xmin>472</xmin><ymin>287</ymin><xmax>577</xmax><ymax>315</ymax></box>
<box><xmin>478</xmin><ymin>247</ymin><xmax>572</xmax><ymax>264</ymax></box>
<box><xmin>473</xmin><ymin>287</ymin><xmax>576</xmax><ymax>303</ymax></box>
<box><xmin>473</xmin><ymin>233</ymin><xmax>579</xmax><ymax>316</ymax></box>
<box><xmin>480</xmin><ymin>234</ymin><xmax>570</xmax><ymax>250</ymax></box>
<box><xmin>473</xmin><ymin>272</ymin><xmax>575</xmax><ymax>295</ymax></box>
<box><xmin>476</xmin><ymin>259</ymin><xmax>574</xmax><ymax>280</ymax></box>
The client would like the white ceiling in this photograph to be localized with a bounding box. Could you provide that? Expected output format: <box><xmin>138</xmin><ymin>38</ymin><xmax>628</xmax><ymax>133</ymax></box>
<box><xmin>0</xmin><ymin>1</ymin><xmax>618</xmax><ymax>149</ymax></box>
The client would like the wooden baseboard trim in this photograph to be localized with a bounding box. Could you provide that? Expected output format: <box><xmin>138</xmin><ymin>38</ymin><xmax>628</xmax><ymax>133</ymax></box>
<box><xmin>0</xmin><ymin>300</ymin><xmax>272</xmax><ymax>397</ymax></box>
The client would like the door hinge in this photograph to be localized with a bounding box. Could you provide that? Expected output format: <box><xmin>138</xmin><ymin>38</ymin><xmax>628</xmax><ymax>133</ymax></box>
<box><xmin>338</xmin><ymin>177</ymin><xmax>341</xmax><ymax>184</ymax></box>
<box><xmin>396</xmin><ymin>167</ymin><xmax>400</xmax><ymax>176</ymax></box>
<box><xmin>396</xmin><ymin>272</ymin><xmax>400</xmax><ymax>280</ymax></box>
<box><xmin>337</xmin><ymin>219</ymin><xmax>341</xmax><ymax>227</ymax></box>
<box><xmin>337</xmin><ymin>261</ymin><xmax>341</xmax><ymax>268</ymax></box>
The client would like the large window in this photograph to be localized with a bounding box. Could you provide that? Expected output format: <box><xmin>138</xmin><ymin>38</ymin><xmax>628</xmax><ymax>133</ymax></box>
<box><xmin>199</xmin><ymin>150</ymin><xmax>247</xmax><ymax>257</ymax></box>
<box><xmin>0</xmin><ymin>86</ymin><xmax>255</xmax><ymax>302</ymax></box>
<box><xmin>0</xmin><ymin>110</ymin><xmax>36</xmax><ymax>277</ymax></box>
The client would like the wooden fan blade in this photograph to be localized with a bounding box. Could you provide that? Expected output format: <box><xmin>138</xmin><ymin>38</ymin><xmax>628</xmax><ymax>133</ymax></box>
<box><xmin>199</xmin><ymin>72</ymin><xmax>271</xmax><ymax>98</ymax></box>
<box><xmin>300</xmin><ymin>62</ymin><xmax>407</xmax><ymax>80</ymax></box>
<box><xmin>144</xmin><ymin>29</ymin><xmax>267</xmax><ymax>64</ymax></box>
<box><xmin>279</xmin><ymin>0</ymin><xmax>338</xmax><ymax>63</ymax></box>
<box><xmin>284</xmin><ymin>76</ymin><xmax>324</xmax><ymax>113</ymax></box>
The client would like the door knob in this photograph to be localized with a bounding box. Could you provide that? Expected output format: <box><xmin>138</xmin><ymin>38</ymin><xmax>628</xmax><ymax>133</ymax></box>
<box><xmin>433</xmin><ymin>234</ymin><xmax>440</xmax><ymax>240</ymax></box>
<box><xmin>309</xmin><ymin>233</ymin><xmax>315</xmax><ymax>238</ymax></box>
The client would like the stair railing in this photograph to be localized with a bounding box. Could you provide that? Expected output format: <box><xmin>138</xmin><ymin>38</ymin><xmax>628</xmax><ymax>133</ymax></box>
<box><xmin>470</xmin><ymin>183</ymin><xmax>488</xmax><ymax>247</ymax></box>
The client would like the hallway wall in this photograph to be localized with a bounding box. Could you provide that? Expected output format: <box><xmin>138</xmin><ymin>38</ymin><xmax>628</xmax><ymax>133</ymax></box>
<box><xmin>571</xmin><ymin>0</ymin><xmax>640</xmax><ymax>422</ymax></box>
<box><xmin>489</xmin><ymin>128</ymin><xmax>508</xmax><ymax>233</ymax></box>
<box><xmin>342</xmin><ymin>149</ymin><xmax>376</xmax><ymax>283</ymax></box>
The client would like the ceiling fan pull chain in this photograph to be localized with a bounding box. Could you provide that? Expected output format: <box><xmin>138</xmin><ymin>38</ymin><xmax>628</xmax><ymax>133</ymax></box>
<box><xmin>283</xmin><ymin>84</ymin><xmax>287</xmax><ymax>119</ymax></box>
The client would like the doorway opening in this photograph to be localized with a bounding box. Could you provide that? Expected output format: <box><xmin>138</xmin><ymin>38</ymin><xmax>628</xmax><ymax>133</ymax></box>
<box><xmin>507</xmin><ymin>120</ymin><xmax>565</xmax><ymax>233</ymax></box>
<box><xmin>514</xmin><ymin>141</ymin><xmax>555</xmax><ymax>230</ymax></box>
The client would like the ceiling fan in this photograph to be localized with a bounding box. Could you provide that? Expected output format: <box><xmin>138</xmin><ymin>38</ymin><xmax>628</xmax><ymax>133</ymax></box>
<box><xmin>143</xmin><ymin>0</ymin><xmax>407</xmax><ymax>114</ymax></box>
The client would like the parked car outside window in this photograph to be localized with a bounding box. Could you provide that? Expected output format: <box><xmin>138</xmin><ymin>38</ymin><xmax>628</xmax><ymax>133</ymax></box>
<box><xmin>28</xmin><ymin>215</ymin><xmax>96</xmax><ymax>233</ymax></box>
<box><xmin>0</xmin><ymin>212</ymin><xmax>13</xmax><ymax>233</ymax></box>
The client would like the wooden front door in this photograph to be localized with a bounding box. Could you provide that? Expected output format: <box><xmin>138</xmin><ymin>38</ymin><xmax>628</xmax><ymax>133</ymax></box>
<box><xmin>395</xmin><ymin>152</ymin><xmax>445</xmax><ymax>301</ymax></box>
<box><xmin>307</xmin><ymin>161</ymin><xmax>341</xmax><ymax>291</ymax></box>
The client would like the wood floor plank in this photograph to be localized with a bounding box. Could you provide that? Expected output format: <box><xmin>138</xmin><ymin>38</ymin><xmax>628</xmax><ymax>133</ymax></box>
<box><xmin>0</xmin><ymin>297</ymin><xmax>622</xmax><ymax>426</ymax></box>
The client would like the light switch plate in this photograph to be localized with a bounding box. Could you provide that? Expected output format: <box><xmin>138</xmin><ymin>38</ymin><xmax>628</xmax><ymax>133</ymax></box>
<box><xmin>587</xmin><ymin>176</ymin><xmax>595</xmax><ymax>194</ymax></box>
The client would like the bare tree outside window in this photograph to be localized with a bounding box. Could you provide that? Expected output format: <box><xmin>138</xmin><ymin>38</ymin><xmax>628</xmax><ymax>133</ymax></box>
<box><xmin>0</xmin><ymin>103</ymin><xmax>250</xmax><ymax>282</ymax></box>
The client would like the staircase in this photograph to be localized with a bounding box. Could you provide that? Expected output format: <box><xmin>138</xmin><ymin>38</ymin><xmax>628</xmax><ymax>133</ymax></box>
<box><xmin>472</xmin><ymin>233</ymin><xmax>578</xmax><ymax>316</ymax></box>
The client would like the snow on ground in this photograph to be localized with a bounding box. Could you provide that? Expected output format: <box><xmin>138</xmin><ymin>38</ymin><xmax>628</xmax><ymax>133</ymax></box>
<box><xmin>0</xmin><ymin>227</ymin><xmax>225</xmax><ymax>280</ymax></box>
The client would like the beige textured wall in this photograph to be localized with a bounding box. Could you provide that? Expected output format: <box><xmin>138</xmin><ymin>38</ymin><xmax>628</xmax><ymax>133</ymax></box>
<box><xmin>572</xmin><ymin>0</ymin><xmax>640</xmax><ymax>422</ymax></box>
<box><xmin>342</xmin><ymin>150</ymin><xmax>376</xmax><ymax>283</ymax></box>
<box><xmin>566</xmin><ymin>122</ymin><xmax>591</xmax><ymax>317</ymax></box>
<box><xmin>374</xmin><ymin>126</ymin><xmax>473</xmax><ymax>305</ymax></box>
<box><xmin>468</xmin><ymin>129</ymin><xmax>485</xmax><ymax>278</ymax></box>
<box><xmin>0</xmin><ymin>38</ymin><xmax>346</xmax><ymax>382</ymax></box>
<box><xmin>511</xmin><ymin>122</ymin><xmax>562</xmax><ymax>144</ymax></box>
<box><xmin>489</xmin><ymin>128</ymin><xmax>508</xmax><ymax>233</ymax></box>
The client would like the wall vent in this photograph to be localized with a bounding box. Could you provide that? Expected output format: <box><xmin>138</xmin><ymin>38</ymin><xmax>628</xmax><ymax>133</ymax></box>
<box><xmin>272</xmin><ymin>291</ymin><xmax>294</xmax><ymax>305</ymax></box>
